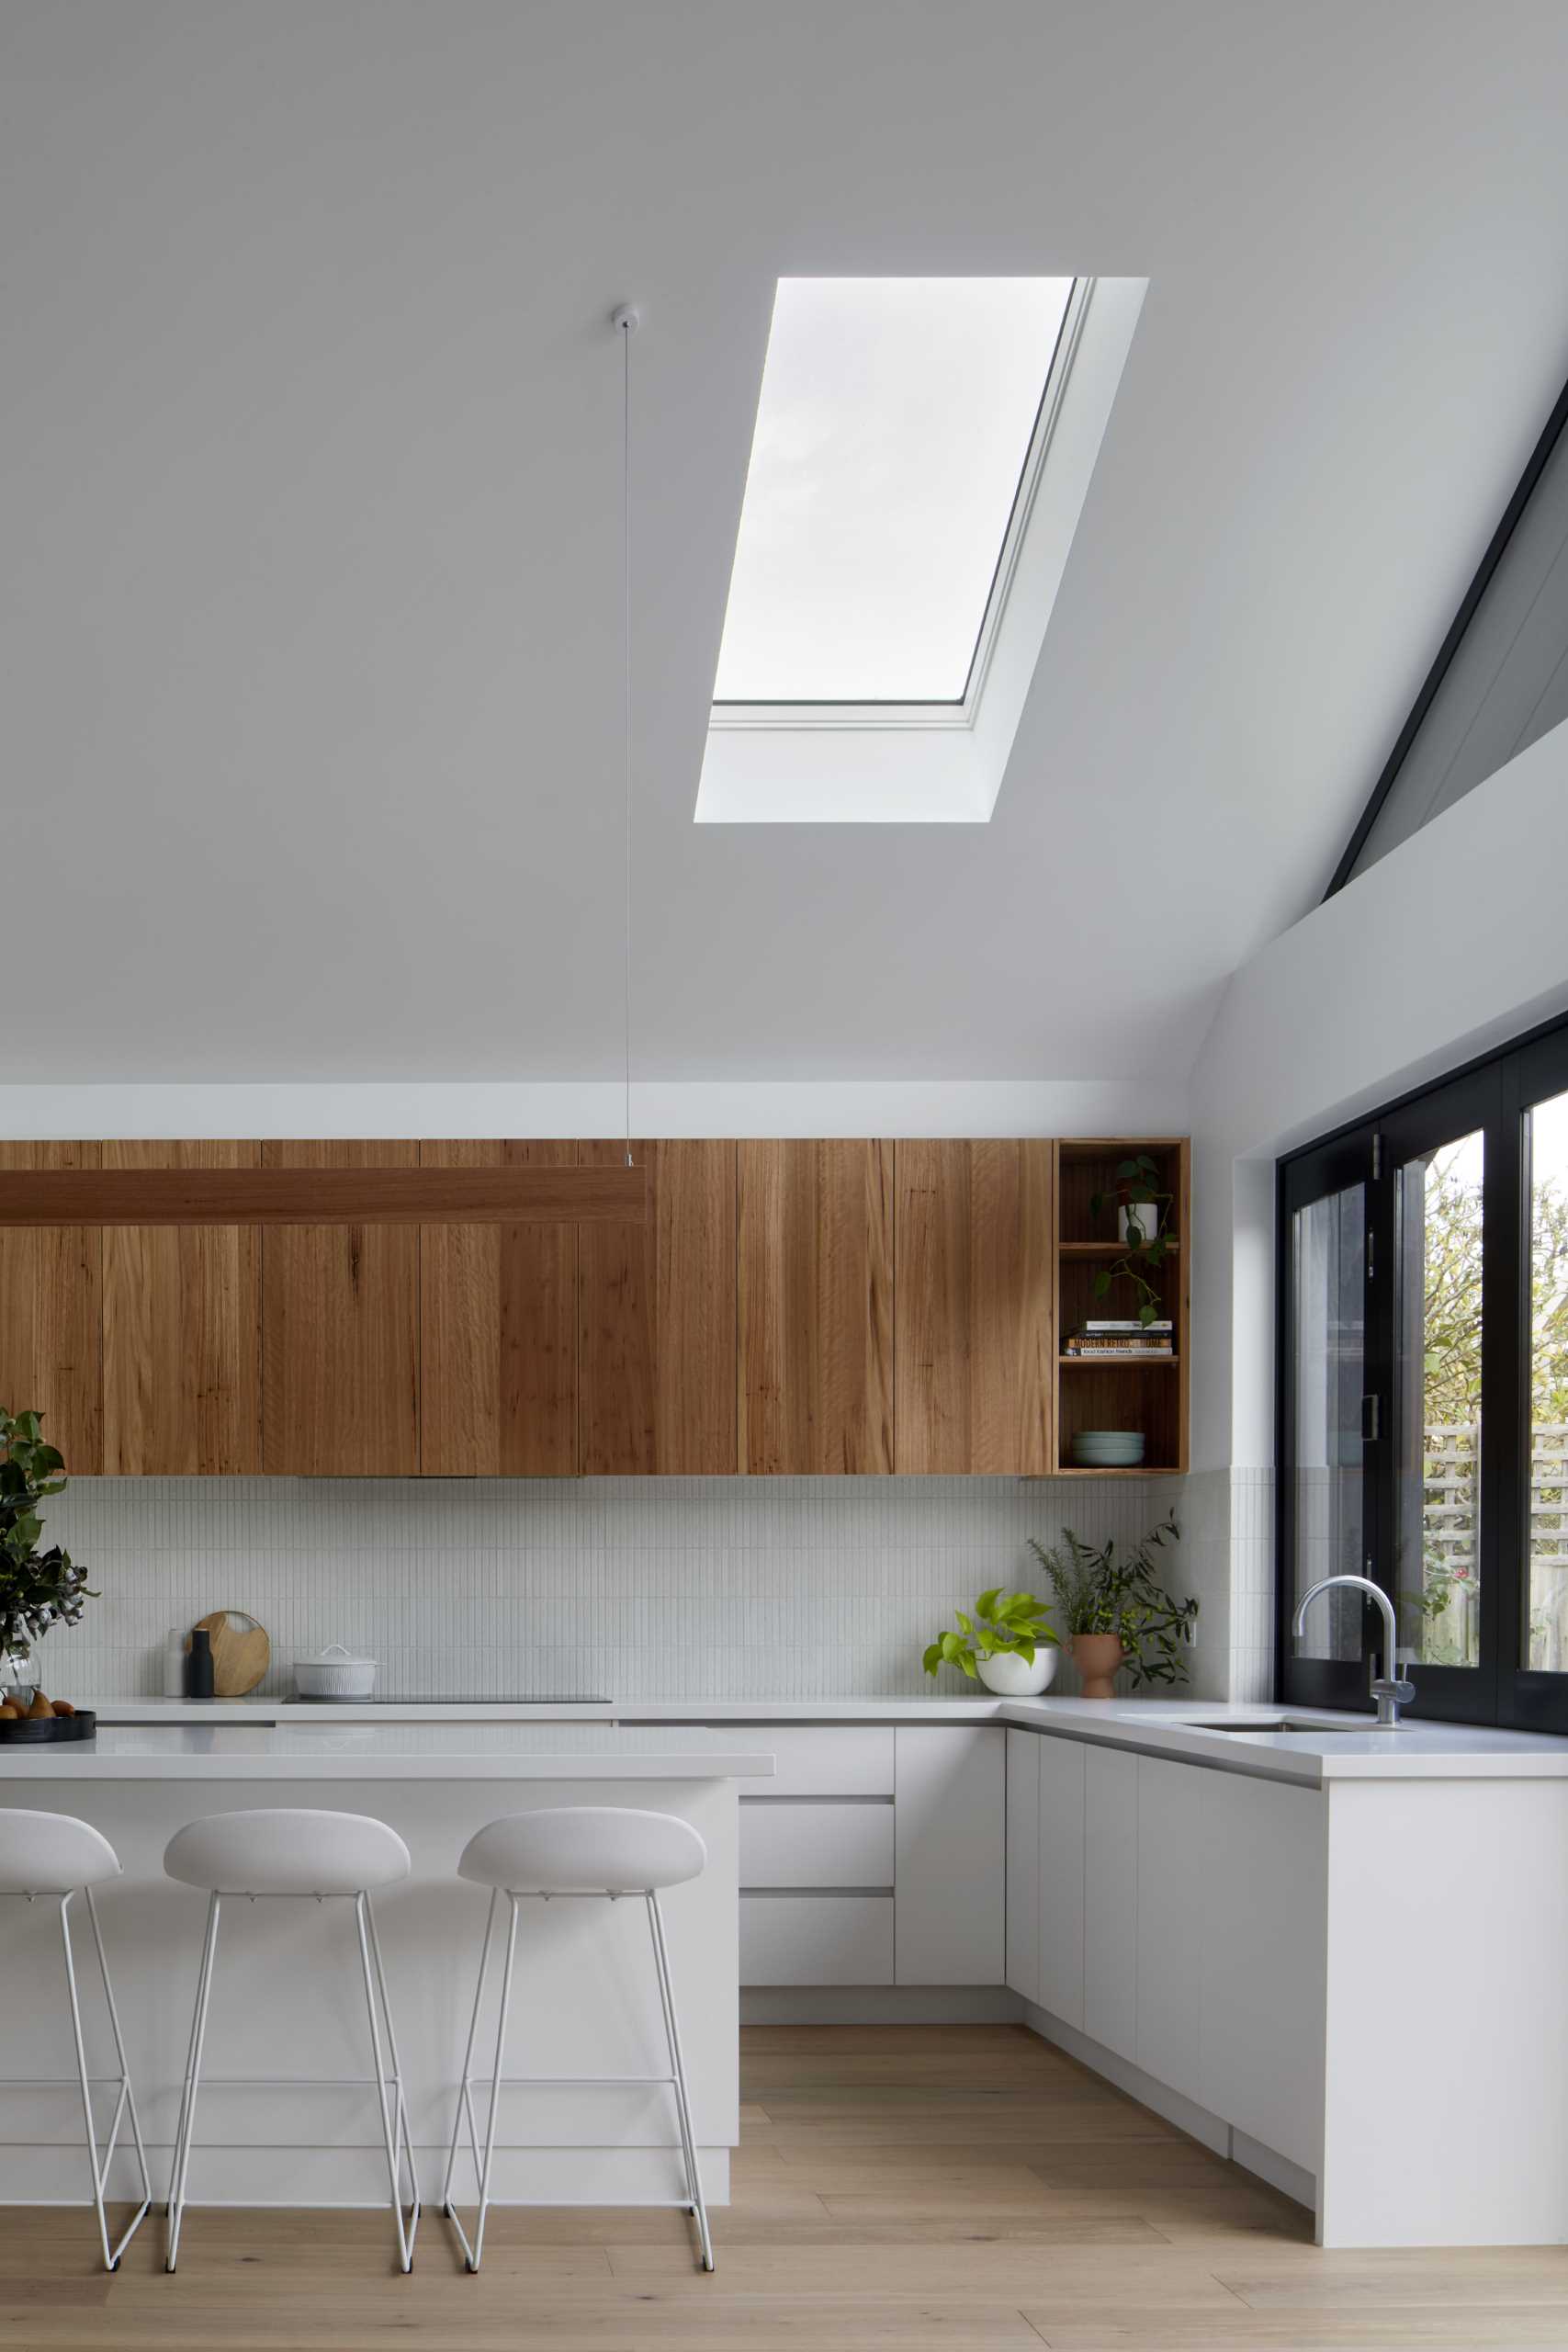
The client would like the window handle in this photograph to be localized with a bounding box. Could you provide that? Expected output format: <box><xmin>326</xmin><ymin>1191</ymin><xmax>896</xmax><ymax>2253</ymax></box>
<box><xmin>1361</xmin><ymin>1394</ymin><xmax>1382</xmax><ymax>1442</ymax></box>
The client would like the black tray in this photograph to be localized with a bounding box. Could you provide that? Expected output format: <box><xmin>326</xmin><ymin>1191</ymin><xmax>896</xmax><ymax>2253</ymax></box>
<box><xmin>0</xmin><ymin>1709</ymin><xmax>96</xmax><ymax>1745</ymax></box>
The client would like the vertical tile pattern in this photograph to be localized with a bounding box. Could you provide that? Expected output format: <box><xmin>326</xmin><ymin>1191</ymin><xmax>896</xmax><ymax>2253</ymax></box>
<box><xmin>31</xmin><ymin>1475</ymin><xmax>1198</xmax><ymax>1701</ymax></box>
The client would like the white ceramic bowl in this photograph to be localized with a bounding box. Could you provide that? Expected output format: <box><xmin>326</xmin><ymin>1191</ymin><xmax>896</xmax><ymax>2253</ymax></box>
<box><xmin>294</xmin><ymin>1644</ymin><xmax>378</xmax><ymax>1700</ymax></box>
<box><xmin>976</xmin><ymin>1645</ymin><xmax>1058</xmax><ymax>1697</ymax></box>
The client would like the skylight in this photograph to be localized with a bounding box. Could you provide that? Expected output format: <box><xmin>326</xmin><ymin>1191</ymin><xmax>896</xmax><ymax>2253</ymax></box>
<box><xmin>712</xmin><ymin>277</ymin><xmax>1075</xmax><ymax>707</ymax></box>
<box><xmin>696</xmin><ymin>275</ymin><xmax>1147</xmax><ymax>821</ymax></box>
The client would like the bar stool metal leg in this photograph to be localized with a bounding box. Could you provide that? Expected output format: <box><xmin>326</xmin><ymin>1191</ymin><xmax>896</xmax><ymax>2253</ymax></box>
<box><xmin>446</xmin><ymin>1889</ymin><xmax>520</xmax><ymax>2273</ymax></box>
<box><xmin>441</xmin><ymin>1885</ymin><xmax>497</xmax><ymax>2224</ymax></box>
<box><xmin>647</xmin><ymin>1890</ymin><xmax>714</xmax><ymax>2270</ymax></box>
<box><xmin>165</xmin><ymin>1890</ymin><xmax>221</xmax><ymax>2273</ymax></box>
<box><xmin>58</xmin><ymin>1889</ymin><xmax>153</xmax><ymax>2269</ymax></box>
<box><xmin>354</xmin><ymin>1891</ymin><xmax>421</xmax><ymax>2272</ymax></box>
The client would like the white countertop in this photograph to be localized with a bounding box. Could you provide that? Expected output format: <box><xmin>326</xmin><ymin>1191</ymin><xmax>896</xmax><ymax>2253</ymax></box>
<box><xmin>0</xmin><ymin>1722</ymin><xmax>776</xmax><ymax>1781</ymax></box>
<box><xmin>75</xmin><ymin>1692</ymin><xmax>1568</xmax><ymax>1784</ymax></box>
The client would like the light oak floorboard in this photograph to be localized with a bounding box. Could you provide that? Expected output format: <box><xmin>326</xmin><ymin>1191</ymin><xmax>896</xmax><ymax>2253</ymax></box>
<box><xmin>1</xmin><ymin>2024</ymin><xmax>1556</xmax><ymax>2351</ymax></box>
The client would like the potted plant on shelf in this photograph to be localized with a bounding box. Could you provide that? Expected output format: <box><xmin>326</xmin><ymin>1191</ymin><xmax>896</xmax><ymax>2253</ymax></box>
<box><xmin>1029</xmin><ymin>1514</ymin><xmax>1194</xmax><ymax>1698</ymax></box>
<box><xmin>1090</xmin><ymin>1153</ymin><xmax>1175</xmax><ymax>1328</ymax></box>
<box><xmin>0</xmin><ymin>1410</ymin><xmax>92</xmax><ymax>1714</ymax></box>
<box><xmin>923</xmin><ymin>1588</ymin><xmax>1060</xmax><ymax>1695</ymax></box>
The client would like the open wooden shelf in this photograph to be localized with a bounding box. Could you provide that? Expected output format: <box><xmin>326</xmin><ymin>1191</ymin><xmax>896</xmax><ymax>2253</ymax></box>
<box><xmin>1057</xmin><ymin>1239</ymin><xmax>1179</xmax><ymax>1258</ymax></box>
<box><xmin>1052</xmin><ymin>1137</ymin><xmax>1190</xmax><ymax>1476</ymax></box>
<box><xmin>1059</xmin><ymin>1354</ymin><xmax>1179</xmax><ymax>1367</ymax></box>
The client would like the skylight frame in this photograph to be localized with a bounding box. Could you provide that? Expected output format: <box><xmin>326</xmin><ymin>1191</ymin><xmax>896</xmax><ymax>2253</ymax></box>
<box><xmin>709</xmin><ymin>277</ymin><xmax>1090</xmax><ymax>734</ymax></box>
<box><xmin>695</xmin><ymin>275</ymin><xmax>1148</xmax><ymax>822</ymax></box>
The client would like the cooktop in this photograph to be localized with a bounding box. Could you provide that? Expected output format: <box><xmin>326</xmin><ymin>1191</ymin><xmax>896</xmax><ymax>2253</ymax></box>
<box><xmin>294</xmin><ymin>1693</ymin><xmax>610</xmax><ymax>1705</ymax></box>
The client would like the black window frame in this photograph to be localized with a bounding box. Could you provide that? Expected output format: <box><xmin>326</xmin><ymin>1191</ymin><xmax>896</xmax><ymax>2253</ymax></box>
<box><xmin>1277</xmin><ymin>1006</ymin><xmax>1568</xmax><ymax>1731</ymax></box>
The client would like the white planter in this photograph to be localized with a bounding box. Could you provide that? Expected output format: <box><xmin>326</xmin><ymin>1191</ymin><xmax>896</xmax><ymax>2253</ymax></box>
<box><xmin>976</xmin><ymin>1645</ymin><xmax>1058</xmax><ymax>1697</ymax></box>
<box><xmin>1119</xmin><ymin>1202</ymin><xmax>1158</xmax><ymax>1244</ymax></box>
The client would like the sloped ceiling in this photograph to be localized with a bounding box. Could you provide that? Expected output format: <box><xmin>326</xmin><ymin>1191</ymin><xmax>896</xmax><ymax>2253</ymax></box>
<box><xmin>5</xmin><ymin>0</ymin><xmax>1568</xmax><ymax>1082</ymax></box>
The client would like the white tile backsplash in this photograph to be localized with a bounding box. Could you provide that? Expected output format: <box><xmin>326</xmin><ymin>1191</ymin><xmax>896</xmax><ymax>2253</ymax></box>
<box><xmin>29</xmin><ymin>1476</ymin><xmax>1190</xmax><ymax>1701</ymax></box>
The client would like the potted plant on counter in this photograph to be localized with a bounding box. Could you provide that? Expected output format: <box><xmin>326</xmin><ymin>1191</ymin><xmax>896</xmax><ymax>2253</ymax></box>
<box><xmin>1029</xmin><ymin>1514</ymin><xmax>1193</xmax><ymax>1698</ymax></box>
<box><xmin>0</xmin><ymin>1409</ymin><xmax>92</xmax><ymax>1720</ymax></box>
<box><xmin>923</xmin><ymin>1587</ymin><xmax>1060</xmax><ymax>1694</ymax></box>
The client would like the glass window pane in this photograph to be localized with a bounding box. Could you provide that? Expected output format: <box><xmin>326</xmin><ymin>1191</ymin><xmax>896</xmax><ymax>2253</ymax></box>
<box><xmin>1393</xmin><ymin>1133</ymin><xmax>1483</xmax><ymax>1668</ymax></box>
<box><xmin>1528</xmin><ymin>1089</ymin><xmax>1568</xmax><ymax>1669</ymax></box>
<box><xmin>1292</xmin><ymin>1182</ymin><xmax>1367</xmax><ymax>1660</ymax></box>
<box><xmin>712</xmin><ymin>277</ymin><xmax>1074</xmax><ymax>704</ymax></box>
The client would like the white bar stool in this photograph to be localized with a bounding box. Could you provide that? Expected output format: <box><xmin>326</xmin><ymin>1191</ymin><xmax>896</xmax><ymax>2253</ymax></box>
<box><xmin>163</xmin><ymin>1807</ymin><xmax>419</xmax><ymax>2273</ymax></box>
<box><xmin>0</xmin><ymin>1809</ymin><xmax>152</xmax><ymax>2269</ymax></box>
<box><xmin>441</xmin><ymin>1805</ymin><xmax>713</xmax><ymax>2274</ymax></box>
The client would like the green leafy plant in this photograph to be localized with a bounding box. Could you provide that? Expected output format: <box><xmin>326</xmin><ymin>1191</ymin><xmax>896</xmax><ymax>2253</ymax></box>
<box><xmin>923</xmin><ymin>1588</ymin><xmax>1059</xmax><ymax>1682</ymax></box>
<box><xmin>1089</xmin><ymin>1153</ymin><xmax>1175</xmax><ymax>1327</ymax></box>
<box><xmin>1028</xmin><ymin>1515</ymin><xmax>1195</xmax><ymax>1688</ymax></box>
<box><xmin>0</xmin><ymin>1409</ymin><xmax>92</xmax><ymax>1664</ymax></box>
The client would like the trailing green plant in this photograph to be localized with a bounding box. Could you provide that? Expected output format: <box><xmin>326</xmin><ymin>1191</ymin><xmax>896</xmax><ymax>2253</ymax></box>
<box><xmin>1028</xmin><ymin>1515</ymin><xmax>1196</xmax><ymax>1688</ymax></box>
<box><xmin>1089</xmin><ymin>1152</ymin><xmax>1175</xmax><ymax>1328</ymax></box>
<box><xmin>0</xmin><ymin>1409</ymin><xmax>92</xmax><ymax>1664</ymax></box>
<box><xmin>923</xmin><ymin>1588</ymin><xmax>1059</xmax><ymax>1683</ymax></box>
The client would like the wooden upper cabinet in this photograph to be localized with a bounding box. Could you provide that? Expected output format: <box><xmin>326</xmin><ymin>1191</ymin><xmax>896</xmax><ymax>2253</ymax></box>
<box><xmin>261</xmin><ymin>1140</ymin><xmax>419</xmax><ymax>1476</ymax></box>
<box><xmin>578</xmin><ymin>1140</ymin><xmax>737</xmax><ymax>1474</ymax></box>
<box><xmin>419</xmin><ymin>1140</ymin><xmax>577</xmax><ymax>1476</ymax></box>
<box><xmin>0</xmin><ymin>1142</ymin><xmax>102</xmax><ymax>1473</ymax></box>
<box><xmin>102</xmin><ymin>1141</ymin><xmax>261</xmax><ymax>1475</ymax></box>
<box><xmin>894</xmin><ymin>1139</ymin><xmax>1054</xmax><ymax>1474</ymax></box>
<box><xmin>739</xmin><ymin>1139</ymin><xmax>893</xmax><ymax>1475</ymax></box>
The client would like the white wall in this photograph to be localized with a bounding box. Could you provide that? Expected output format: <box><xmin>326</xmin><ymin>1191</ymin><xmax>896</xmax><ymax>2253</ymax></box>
<box><xmin>1186</xmin><ymin>709</ymin><xmax>1568</xmax><ymax>1690</ymax></box>
<box><xmin>0</xmin><ymin>1078</ymin><xmax>1187</xmax><ymax>1141</ymax></box>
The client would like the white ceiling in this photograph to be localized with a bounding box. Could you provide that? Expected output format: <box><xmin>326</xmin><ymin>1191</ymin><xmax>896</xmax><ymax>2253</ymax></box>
<box><xmin>6</xmin><ymin>0</ymin><xmax>1568</xmax><ymax>1084</ymax></box>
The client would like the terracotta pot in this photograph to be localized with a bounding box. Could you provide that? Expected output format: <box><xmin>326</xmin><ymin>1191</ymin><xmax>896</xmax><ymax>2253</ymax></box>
<box><xmin>1072</xmin><ymin>1633</ymin><xmax>1125</xmax><ymax>1700</ymax></box>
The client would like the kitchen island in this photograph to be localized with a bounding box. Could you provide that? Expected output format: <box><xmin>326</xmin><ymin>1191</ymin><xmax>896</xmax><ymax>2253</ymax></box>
<box><xmin>0</xmin><ymin>1723</ymin><xmax>773</xmax><ymax>2211</ymax></box>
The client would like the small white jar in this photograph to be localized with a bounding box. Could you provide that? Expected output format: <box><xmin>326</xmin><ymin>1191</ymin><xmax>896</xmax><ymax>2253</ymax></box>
<box><xmin>976</xmin><ymin>1645</ymin><xmax>1058</xmax><ymax>1698</ymax></box>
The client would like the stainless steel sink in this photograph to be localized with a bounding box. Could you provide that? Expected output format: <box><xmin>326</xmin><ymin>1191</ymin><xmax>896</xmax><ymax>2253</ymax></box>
<box><xmin>1187</xmin><ymin>1718</ymin><xmax>1382</xmax><ymax>1735</ymax></box>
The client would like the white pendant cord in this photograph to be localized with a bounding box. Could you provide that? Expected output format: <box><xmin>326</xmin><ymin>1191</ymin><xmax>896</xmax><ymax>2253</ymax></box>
<box><xmin>615</xmin><ymin>305</ymin><xmax>637</xmax><ymax>1170</ymax></box>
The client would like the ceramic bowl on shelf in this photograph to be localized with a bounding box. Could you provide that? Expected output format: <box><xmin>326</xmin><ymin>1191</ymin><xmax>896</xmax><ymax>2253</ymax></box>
<box><xmin>294</xmin><ymin>1644</ymin><xmax>378</xmax><ymax>1699</ymax></box>
<box><xmin>1071</xmin><ymin>1429</ymin><xmax>1145</xmax><ymax>1467</ymax></box>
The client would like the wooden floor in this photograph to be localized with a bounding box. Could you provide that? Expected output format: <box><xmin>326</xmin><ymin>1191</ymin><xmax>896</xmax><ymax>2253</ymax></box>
<box><xmin>6</xmin><ymin>2024</ymin><xmax>1568</xmax><ymax>2348</ymax></box>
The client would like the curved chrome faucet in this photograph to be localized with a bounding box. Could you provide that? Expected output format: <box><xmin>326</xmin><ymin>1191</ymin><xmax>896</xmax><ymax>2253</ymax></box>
<box><xmin>1293</xmin><ymin>1574</ymin><xmax>1416</xmax><ymax>1727</ymax></box>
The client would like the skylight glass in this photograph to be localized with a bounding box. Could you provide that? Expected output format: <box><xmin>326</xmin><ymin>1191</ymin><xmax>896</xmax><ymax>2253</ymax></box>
<box><xmin>712</xmin><ymin>277</ymin><xmax>1075</xmax><ymax>707</ymax></box>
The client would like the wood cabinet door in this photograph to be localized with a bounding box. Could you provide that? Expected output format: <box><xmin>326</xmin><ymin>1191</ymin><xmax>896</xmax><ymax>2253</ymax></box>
<box><xmin>102</xmin><ymin>1140</ymin><xmax>261</xmax><ymax>1474</ymax></box>
<box><xmin>579</xmin><ymin>1139</ymin><xmax>737</xmax><ymax>1474</ymax></box>
<box><xmin>894</xmin><ymin>1138</ymin><xmax>1053</xmax><ymax>1473</ymax></box>
<box><xmin>419</xmin><ymin>1140</ymin><xmax>576</xmax><ymax>1476</ymax></box>
<box><xmin>738</xmin><ymin>1140</ymin><xmax>892</xmax><ymax>1475</ymax></box>
<box><xmin>0</xmin><ymin>1142</ymin><xmax>102</xmax><ymax>1472</ymax></box>
<box><xmin>261</xmin><ymin>1140</ymin><xmax>419</xmax><ymax>1476</ymax></box>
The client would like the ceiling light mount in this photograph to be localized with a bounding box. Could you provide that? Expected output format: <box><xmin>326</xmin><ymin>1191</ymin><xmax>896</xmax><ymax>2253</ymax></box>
<box><xmin>611</xmin><ymin>303</ymin><xmax>640</xmax><ymax>336</ymax></box>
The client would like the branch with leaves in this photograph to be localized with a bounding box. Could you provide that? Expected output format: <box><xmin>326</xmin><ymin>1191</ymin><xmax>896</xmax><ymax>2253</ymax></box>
<box><xmin>1089</xmin><ymin>1153</ymin><xmax>1174</xmax><ymax>1327</ymax></box>
<box><xmin>1028</xmin><ymin>1515</ymin><xmax>1195</xmax><ymax>1688</ymax></box>
<box><xmin>0</xmin><ymin>1409</ymin><xmax>92</xmax><ymax>1663</ymax></box>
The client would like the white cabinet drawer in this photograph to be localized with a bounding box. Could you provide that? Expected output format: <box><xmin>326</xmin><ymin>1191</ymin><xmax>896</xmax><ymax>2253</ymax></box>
<box><xmin>709</xmin><ymin>1725</ymin><xmax>895</xmax><ymax>1797</ymax></box>
<box><xmin>740</xmin><ymin>1894</ymin><xmax>895</xmax><ymax>1985</ymax></box>
<box><xmin>740</xmin><ymin>1801</ymin><xmax>894</xmax><ymax>1889</ymax></box>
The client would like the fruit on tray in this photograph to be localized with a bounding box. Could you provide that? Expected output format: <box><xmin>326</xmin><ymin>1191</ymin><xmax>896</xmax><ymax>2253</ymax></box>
<box><xmin>26</xmin><ymin>1690</ymin><xmax>54</xmax><ymax>1719</ymax></box>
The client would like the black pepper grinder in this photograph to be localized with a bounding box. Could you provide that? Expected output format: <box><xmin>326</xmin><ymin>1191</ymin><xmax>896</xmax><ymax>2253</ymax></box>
<box><xmin>185</xmin><ymin>1625</ymin><xmax>215</xmax><ymax>1700</ymax></box>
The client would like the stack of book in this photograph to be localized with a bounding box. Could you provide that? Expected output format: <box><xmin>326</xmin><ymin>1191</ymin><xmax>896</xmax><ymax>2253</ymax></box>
<box><xmin>1064</xmin><ymin>1318</ymin><xmax>1174</xmax><ymax>1360</ymax></box>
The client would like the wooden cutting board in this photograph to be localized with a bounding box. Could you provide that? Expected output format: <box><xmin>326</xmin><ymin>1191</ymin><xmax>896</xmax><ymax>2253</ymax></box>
<box><xmin>193</xmin><ymin>1610</ymin><xmax>270</xmax><ymax>1697</ymax></box>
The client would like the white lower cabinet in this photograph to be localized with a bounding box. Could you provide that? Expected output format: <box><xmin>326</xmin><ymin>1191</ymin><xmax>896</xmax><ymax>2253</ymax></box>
<box><xmin>1196</xmin><ymin>1768</ymin><xmax>1325</xmax><ymax>2176</ymax></box>
<box><xmin>1134</xmin><ymin>1755</ymin><xmax>1206</xmax><ymax>2108</ymax></box>
<box><xmin>1007</xmin><ymin>1734</ymin><xmax>1327</xmax><ymax>2186</ymax></box>
<box><xmin>1005</xmin><ymin>1730</ymin><xmax>1042</xmax><ymax>2001</ymax></box>
<box><xmin>1036</xmin><ymin>1731</ymin><xmax>1086</xmax><ymax>2026</ymax></box>
<box><xmin>740</xmin><ymin>1894</ymin><xmax>895</xmax><ymax>1985</ymax></box>
<box><xmin>1083</xmin><ymin>1746</ymin><xmax>1139</xmax><ymax>2060</ymax></box>
<box><xmin>894</xmin><ymin>1726</ymin><xmax>1005</xmax><ymax>1984</ymax></box>
<box><xmin>731</xmin><ymin>1722</ymin><xmax>1003</xmax><ymax>1988</ymax></box>
<box><xmin>739</xmin><ymin>1800</ymin><xmax>895</xmax><ymax>1889</ymax></box>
